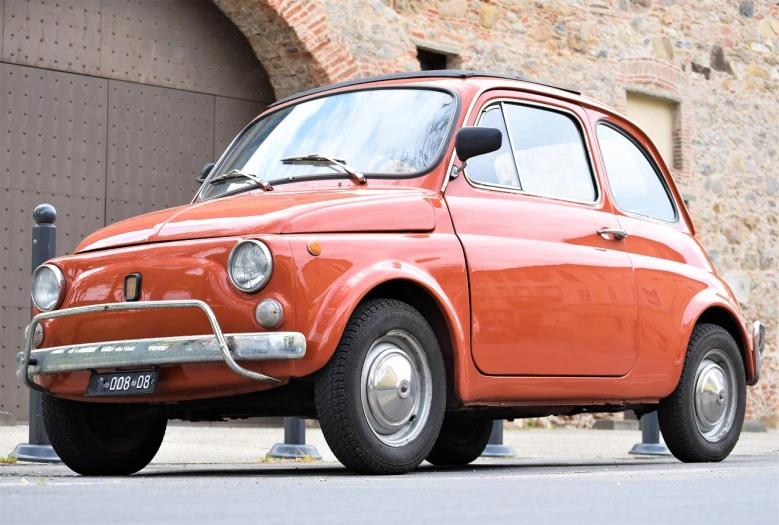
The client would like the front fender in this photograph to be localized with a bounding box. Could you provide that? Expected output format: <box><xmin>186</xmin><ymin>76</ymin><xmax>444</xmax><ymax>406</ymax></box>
<box><xmin>288</xmin><ymin>234</ymin><xmax>470</xmax><ymax>376</ymax></box>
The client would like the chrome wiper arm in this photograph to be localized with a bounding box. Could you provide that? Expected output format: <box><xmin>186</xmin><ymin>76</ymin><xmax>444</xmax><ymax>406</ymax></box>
<box><xmin>281</xmin><ymin>154</ymin><xmax>366</xmax><ymax>185</ymax></box>
<box><xmin>209</xmin><ymin>169</ymin><xmax>273</xmax><ymax>191</ymax></box>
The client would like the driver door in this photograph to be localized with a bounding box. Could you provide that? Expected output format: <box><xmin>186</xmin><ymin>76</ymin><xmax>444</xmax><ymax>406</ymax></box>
<box><xmin>444</xmin><ymin>93</ymin><xmax>638</xmax><ymax>377</ymax></box>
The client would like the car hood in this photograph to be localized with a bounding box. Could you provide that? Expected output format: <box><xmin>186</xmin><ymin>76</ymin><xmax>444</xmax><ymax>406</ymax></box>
<box><xmin>75</xmin><ymin>188</ymin><xmax>438</xmax><ymax>253</ymax></box>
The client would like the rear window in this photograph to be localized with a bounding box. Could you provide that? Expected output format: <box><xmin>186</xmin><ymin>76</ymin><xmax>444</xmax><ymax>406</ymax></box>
<box><xmin>597</xmin><ymin>124</ymin><xmax>676</xmax><ymax>222</ymax></box>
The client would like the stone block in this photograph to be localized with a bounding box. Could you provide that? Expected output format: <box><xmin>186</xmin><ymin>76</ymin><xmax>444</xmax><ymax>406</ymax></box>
<box><xmin>739</xmin><ymin>1</ymin><xmax>754</xmax><ymax>18</ymax></box>
<box><xmin>722</xmin><ymin>270</ymin><xmax>752</xmax><ymax>305</ymax></box>
<box><xmin>0</xmin><ymin>411</ymin><xmax>16</xmax><ymax>427</ymax></box>
<box><xmin>479</xmin><ymin>4</ymin><xmax>501</xmax><ymax>29</ymax></box>
<box><xmin>758</xmin><ymin>19</ymin><xmax>776</xmax><ymax>39</ymax></box>
<box><xmin>593</xmin><ymin>419</ymin><xmax>640</xmax><ymax>430</ymax></box>
<box><xmin>748</xmin><ymin>64</ymin><xmax>770</xmax><ymax>79</ymax></box>
<box><xmin>711</xmin><ymin>45</ymin><xmax>733</xmax><ymax>75</ymax></box>
<box><xmin>742</xmin><ymin>420</ymin><xmax>767</xmax><ymax>432</ymax></box>
<box><xmin>653</xmin><ymin>37</ymin><xmax>674</xmax><ymax>61</ymax></box>
<box><xmin>439</xmin><ymin>0</ymin><xmax>467</xmax><ymax>19</ymax></box>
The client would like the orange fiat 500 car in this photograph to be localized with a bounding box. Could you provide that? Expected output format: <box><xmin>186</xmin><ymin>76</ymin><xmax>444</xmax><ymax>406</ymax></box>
<box><xmin>21</xmin><ymin>71</ymin><xmax>766</xmax><ymax>476</ymax></box>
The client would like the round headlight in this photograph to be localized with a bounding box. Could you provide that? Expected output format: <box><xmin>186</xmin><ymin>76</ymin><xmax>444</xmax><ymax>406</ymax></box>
<box><xmin>31</xmin><ymin>264</ymin><xmax>66</xmax><ymax>311</ymax></box>
<box><xmin>228</xmin><ymin>240</ymin><xmax>273</xmax><ymax>293</ymax></box>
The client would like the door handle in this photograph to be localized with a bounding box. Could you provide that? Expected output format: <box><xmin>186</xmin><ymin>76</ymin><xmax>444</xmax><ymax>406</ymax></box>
<box><xmin>597</xmin><ymin>228</ymin><xmax>628</xmax><ymax>241</ymax></box>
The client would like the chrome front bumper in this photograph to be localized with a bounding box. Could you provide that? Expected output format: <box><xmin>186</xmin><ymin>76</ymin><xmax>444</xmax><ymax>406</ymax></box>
<box><xmin>750</xmin><ymin>321</ymin><xmax>766</xmax><ymax>386</ymax></box>
<box><xmin>17</xmin><ymin>300</ymin><xmax>306</xmax><ymax>393</ymax></box>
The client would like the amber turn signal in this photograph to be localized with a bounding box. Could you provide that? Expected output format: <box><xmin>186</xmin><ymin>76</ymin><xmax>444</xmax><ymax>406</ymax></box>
<box><xmin>307</xmin><ymin>241</ymin><xmax>322</xmax><ymax>256</ymax></box>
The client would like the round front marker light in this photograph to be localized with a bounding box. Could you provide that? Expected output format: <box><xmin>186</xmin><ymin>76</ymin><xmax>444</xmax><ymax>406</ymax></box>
<box><xmin>30</xmin><ymin>264</ymin><xmax>66</xmax><ymax>312</ymax></box>
<box><xmin>255</xmin><ymin>298</ymin><xmax>284</xmax><ymax>329</ymax></box>
<box><xmin>26</xmin><ymin>323</ymin><xmax>45</xmax><ymax>348</ymax></box>
<box><xmin>228</xmin><ymin>240</ymin><xmax>273</xmax><ymax>293</ymax></box>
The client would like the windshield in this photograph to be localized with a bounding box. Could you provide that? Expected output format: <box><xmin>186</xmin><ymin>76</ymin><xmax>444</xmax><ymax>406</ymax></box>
<box><xmin>199</xmin><ymin>88</ymin><xmax>456</xmax><ymax>199</ymax></box>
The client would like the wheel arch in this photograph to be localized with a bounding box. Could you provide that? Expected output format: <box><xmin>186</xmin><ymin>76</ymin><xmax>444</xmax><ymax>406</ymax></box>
<box><xmin>684</xmin><ymin>298</ymin><xmax>754</xmax><ymax>384</ymax></box>
<box><xmin>304</xmin><ymin>265</ymin><xmax>469</xmax><ymax>407</ymax></box>
<box><xmin>362</xmin><ymin>279</ymin><xmax>460</xmax><ymax>407</ymax></box>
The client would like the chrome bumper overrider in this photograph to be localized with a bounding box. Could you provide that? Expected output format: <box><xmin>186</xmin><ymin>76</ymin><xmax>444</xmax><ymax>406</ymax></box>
<box><xmin>17</xmin><ymin>300</ymin><xmax>306</xmax><ymax>393</ymax></box>
<box><xmin>750</xmin><ymin>321</ymin><xmax>766</xmax><ymax>386</ymax></box>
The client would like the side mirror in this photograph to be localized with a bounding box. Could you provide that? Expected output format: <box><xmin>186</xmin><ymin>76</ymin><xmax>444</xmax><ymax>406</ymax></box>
<box><xmin>197</xmin><ymin>162</ymin><xmax>215</xmax><ymax>184</ymax></box>
<box><xmin>455</xmin><ymin>127</ymin><xmax>502</xmax><ymax>163</ymax></box>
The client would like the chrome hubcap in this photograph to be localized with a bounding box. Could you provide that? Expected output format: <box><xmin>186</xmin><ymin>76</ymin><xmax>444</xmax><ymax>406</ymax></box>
<box><xmin>693</xmin><ymin>348</ymin><xmax>737</xmax><ymax>442</ymax></box>
<box><xmin>361</xmin><ymin>330</ymin><xmax>432</xmax><ymax>447</ymax></box>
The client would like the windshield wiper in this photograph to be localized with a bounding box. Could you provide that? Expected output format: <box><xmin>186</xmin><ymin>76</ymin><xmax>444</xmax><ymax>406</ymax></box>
<box><xmin>281</xmin><ymin>154</ymin><xmax>366</xmax><ymax>185</ymax></box>
<box><xmin>209</xmin><ymin>169</ymin><xmax>273</xmax><ymax>191</ymax></box>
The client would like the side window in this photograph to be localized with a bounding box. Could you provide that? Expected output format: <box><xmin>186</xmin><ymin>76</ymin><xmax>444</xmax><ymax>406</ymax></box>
<box><xmin>597</xmin><ymin>124</ymin><xmax>676</xmax><ymax>222</ymax></box>
<box><xmin>465</xmin><ymin>106</ymin><xmax>520</xmax><ymax>187</ymax></box>
<box><xmin>502</xmin><ymin>104</ymin><xmax>596</xmax><ymax>202</ymax></box>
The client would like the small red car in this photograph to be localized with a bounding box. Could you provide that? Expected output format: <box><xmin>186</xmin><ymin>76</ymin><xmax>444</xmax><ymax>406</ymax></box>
<box><xmin>20</xmin><ymin>71</ymin><xmax>766</xmax><ymax>475</ymax></box>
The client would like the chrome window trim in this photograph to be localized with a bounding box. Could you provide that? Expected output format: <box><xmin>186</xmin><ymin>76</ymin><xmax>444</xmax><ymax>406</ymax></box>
<box><xmin>441</xmin><ymin>85</ymin><xmax>491</xmax><ymax>193</ymax></box>
<box><xmin>595</xmin><ymin>120</ymin><xmax>680</xmax><ymax>225</ymax></box>
<box><xmin>198</xmin><ymin>84</ymin><xmax>461</xmax><ymax>203</ymax></box>
<box><xmin>458</xmin><ymin>98</ymin><xmax>602</xmax><ymax>207</ymax></box>
<box><xmin>496</xmin><ymin>102</ymin><xmax>523</xmax><ymax>190</ymax></box>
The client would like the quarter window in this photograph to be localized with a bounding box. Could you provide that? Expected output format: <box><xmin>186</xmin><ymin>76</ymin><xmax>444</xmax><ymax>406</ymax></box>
<box><xmin>597</xmin><ymin>124</ymin><xmax>676</xmax><ymax>222</ymax></box>
<box><xmin>465</xmin><ymin>107</ymin><xmax>520</xmax><ymax>187</ymax></box>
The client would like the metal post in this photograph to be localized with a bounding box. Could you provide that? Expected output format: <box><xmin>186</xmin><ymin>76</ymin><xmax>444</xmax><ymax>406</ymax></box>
<box><xmin>480</xmin><ymin>420</ymin><xmax>516</xmax><ymax>458</ymax></box>
<box><xmin>11</xmin><ymin>204</ymin><xmax>61</xmax><ymax>463</ymax></box>
<box><xmin>266</xmin><ymin>417</ymin><xmax>322</xmax><ymax>460</ymax></box>
<box><xmin>629</xmin><ymin>411</ymin><xmax>671</xmax><ymax>456</ymax></box>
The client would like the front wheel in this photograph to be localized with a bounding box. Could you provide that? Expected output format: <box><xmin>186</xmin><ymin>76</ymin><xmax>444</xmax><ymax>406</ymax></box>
<box><xmin>42</xmin><ymin>395</ymin><xmax>167</xmax><ymax>475</ymax></box>
<box><xmin>315</xmin><ymin>299</ymin><xmax>446</xmax><ymax>475</ymax></box>
<box><xmin>658</xmin><ymin>323</ymin><xmax>746</xmax><ymax>462</ymax></box>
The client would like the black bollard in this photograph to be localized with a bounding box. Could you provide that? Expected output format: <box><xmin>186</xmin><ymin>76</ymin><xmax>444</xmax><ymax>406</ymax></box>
<box><xmin>11</xmin><ymin>204</ymin><xmax>61</xmax><ymax>463</ymax></box>
<box><xmin>629</xmin><ymin>411</ymin><xmax>671</xmax><ymax>456</ymax></box>
<box><xmin>266</xmin><ymin>417</ymin><xmax>322</xmax><ymax>460</ymax></box>
<box><xmin>480</xmin><ymin>420</ymin><xmax>516</xmax><ymax>458</ymax></box>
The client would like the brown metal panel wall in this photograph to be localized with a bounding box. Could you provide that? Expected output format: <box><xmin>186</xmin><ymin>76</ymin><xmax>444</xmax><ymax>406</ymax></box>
<box><xmin>105</xmin><ymin>80</ymin><xmax>214</xmax><ymax>223</ymax></box>
<box><xmin>0</xmin><ymin>0</ymin><xmax>5</xmax><ymax>58</ymax></box>
<box><xmin>1</xmin><ymin>189</ymin><xmax>104</xmax><ymax>308</ymax></box>
<box><xmin>2</xmin><ymin>0</ymin><xmax>104</xmax><ymax>75</ymax></box>
<box><xmin>0</xmin><ymin>188</ymin><xmax>104</xmax><ymax>419</ymax></box>
<box><xmin>100</xmin><ymin>0</ymin><xmax>274</xmax><ymax>102</ymax></box>
<box><xmin>0</xmin><ymin>63</ymin><xmax>108</xmax><ymax>198</ymax></box>
<box><xmin>214</xmin><ymin>97</ymin><xmax>267</xmax><ymax>161</ymax></box>
<box><xmin>0</xmin><ymin>306</ymin><xmax>30</xmax><ymax>416</ymax></box>
<box><xmin>0</xmin><ymin>1</ymin><xmax>275</xmax><ymax>419</ymax></box>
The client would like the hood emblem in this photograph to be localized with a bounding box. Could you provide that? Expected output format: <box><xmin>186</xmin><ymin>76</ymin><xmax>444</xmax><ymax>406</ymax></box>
<box><xmin>124</xmin><ymin>273</ymin><xmax>142</xmax><ymax>302</ymax></box>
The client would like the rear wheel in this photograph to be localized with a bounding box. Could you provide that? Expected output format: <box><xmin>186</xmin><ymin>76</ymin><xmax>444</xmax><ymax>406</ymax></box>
<box><xmin>315</xmin><ymin>299</ymin><xmax>446</xmax><ymax>475</ymax></box>
<box><xmin>658</xmin><ymin>323</ymin><xmax>746</xmax><ymax>462</ymax></box>
<box><xmin>42</xmin><ymin>395</ymin><xmax>167</xmax><ymax>476</ymax></box>
<box><xmin>426</xmin><ymin>414</ymin><xmax>492</xmax><ymax>466</ymax></box>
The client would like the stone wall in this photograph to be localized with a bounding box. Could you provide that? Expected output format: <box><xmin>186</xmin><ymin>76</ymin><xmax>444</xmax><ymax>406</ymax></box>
<box><xmin>214</xmin><ymin>0</ymin><xmax>778</xmax><ymax>424</ymax></box>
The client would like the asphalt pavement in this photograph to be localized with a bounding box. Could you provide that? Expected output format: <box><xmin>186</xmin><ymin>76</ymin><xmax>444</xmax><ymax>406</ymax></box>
<box><xmin>0</xmin><ymin>426</ymin><xmax>776</xmax><ymax>524</ymax></box>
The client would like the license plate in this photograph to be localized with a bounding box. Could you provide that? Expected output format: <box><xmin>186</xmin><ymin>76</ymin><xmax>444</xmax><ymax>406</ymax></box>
<box><xmin>85</xmin><ymin>369</ymin><xmax>159</xmax><ymax>397</ymax></box>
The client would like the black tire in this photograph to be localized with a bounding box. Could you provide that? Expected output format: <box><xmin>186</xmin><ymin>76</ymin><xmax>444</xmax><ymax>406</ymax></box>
<box><xmin>42</xmin><ymin>395</ymin><xmax>167</xmax><ymax>476</ymax></box>
<box><xmin>314</xmin><ymin>299</ymin><xmax>446</xmax><ymax>475</ymax></box>
<box><xmin>426</xmin><ymin>414</ymin><xmax>492</xmax><ymax>466</ymax></box>
<box><xmin>658</xmin><ymin>323</ymin><xmax>746</xmax><ymax>462</ymax></box>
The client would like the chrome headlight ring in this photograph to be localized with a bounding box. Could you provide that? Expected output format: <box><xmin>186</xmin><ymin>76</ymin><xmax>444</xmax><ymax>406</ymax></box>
<box><xmin>30</xmin><ymin>263</ymin><xmax>66</xmax><ymax>312</ymax></box>
<box><xmin>227</xmin><ymin>240</ymin><xmax>273</xmax><ymax>293</ymax></box>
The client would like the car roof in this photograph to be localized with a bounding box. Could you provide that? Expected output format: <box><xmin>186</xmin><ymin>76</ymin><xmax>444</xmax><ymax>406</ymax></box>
<box><xmin>267</xmin><ymin>70</ymin><xmax>581</xmax><ymax>109</ymax></box>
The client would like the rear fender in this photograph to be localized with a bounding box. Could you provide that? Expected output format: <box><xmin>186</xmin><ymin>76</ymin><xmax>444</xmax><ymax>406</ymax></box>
<box><xmin>680</xmin><ymin>288</ymin><xmax>754</xmax><ymax>383</ymax></box>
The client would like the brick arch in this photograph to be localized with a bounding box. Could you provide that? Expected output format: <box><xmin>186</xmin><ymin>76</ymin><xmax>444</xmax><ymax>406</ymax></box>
<box><xmin>213</xmin><ymin>0</ymin><xmax>359</xmax><ymax>99</ymax></box>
